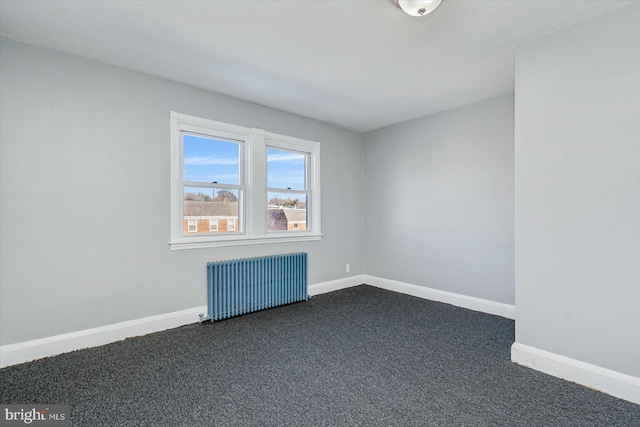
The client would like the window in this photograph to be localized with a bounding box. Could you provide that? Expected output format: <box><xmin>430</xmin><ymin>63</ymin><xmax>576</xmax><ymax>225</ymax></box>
<box><xmin>182</xmin><ymin>131</ymin><xmax>242</xmax><ymax>238</ymax></box>
<box><xmin>267</xmin><ymin>147</ymin><xmax>308</xmax><ymax>233</ymax></box>
<box><xmin>170</xmin><ymin>112</ymin><xmax>321</xmax><ymax>249</ymax></box>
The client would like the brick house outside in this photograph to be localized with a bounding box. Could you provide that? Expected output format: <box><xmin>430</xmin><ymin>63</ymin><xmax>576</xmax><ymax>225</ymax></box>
<box><xmin>183</xmin><ymin>200</ymin><xmax>238</xmax><ymax>234</ymax></box>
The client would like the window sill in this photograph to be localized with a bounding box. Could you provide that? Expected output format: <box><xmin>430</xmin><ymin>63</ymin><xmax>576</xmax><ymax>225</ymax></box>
<box><xmin>169</xmin><ymin>234</ymin><xmax>322</xmax><ymax>250</ymax></box>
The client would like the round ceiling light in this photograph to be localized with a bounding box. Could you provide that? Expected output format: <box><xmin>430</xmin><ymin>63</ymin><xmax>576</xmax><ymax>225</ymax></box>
<box><xmin>396</xmin><ymin>0</ymin><xmax>443</xmax><ymax>17</ymax></box>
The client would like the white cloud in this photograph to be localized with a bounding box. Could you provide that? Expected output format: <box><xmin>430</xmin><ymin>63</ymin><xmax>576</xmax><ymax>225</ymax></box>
<box><xmin>267</xmin><ymin>153</ymin><xmax>305</xmax><ymax>163</ymax></box>
<box><xmin>184</xmin><ymin>156</ymin><xmax>238</xmax><ymax>166</ymax></box>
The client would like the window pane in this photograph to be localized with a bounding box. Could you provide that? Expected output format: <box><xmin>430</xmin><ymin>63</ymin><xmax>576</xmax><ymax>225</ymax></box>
<box><xmin>184</xmin><ymin>186</ymin><xmax>239</xmax><ymax>234</ymax></box>
<box><xmin>267</xmin><ymin>148</ymin><xmax>306</xmax><ymax>190</ymax></box>
<box><xmin>183</xmin><ymin>134</ymin><xmax>239</xmax><ymax>184</ymax></box>
<box><xmin>267</xmin><ymin>192</ymin><xmax>307</xmax><ymax>232</ymax></box>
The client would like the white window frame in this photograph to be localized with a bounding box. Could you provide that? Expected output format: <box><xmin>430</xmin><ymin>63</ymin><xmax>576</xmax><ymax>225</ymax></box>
<box><xmin>209</xmin><ymin>219</ymin><xmax>218</xmax><ymax>232</ymax></box>
<box><xmin>170</xmin><ymin>111</ymin><xmax>321</xmax><ymax>250</ymax></box>
<box><xmin>187</xmin><ymin>219</ymin><xmax>197</xmax><ymax>233</ymax></box>
<box><xmin>228</xmin><ymin>218</ymin><xmax>236</xmax><ymax>231</ymax></box>
<box><xmin>266</xmin><ymin>138</ymin><xmax>317</xmax><ymax>235</ymax></box>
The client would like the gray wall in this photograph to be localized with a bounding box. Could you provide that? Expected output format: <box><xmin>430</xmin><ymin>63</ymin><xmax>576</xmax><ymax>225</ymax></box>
<box><xmin>514</xmin><ymin>3</ymin><xmax>640</xmax><ymax>377</ymax></box>
<box><xmin>0</xmin><ymin>39</ymin><xmax>364</xmax><ymax>345</ymax></box>
<box><xmin>364</xmin><ymin>95</ymin><xmax>515</xmax><ymax>304</ymax></box>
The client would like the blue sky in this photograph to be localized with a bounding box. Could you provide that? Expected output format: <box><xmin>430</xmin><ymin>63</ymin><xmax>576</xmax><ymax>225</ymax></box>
<box><xmin>267</xmin><ymin>147</ymin><xmax>305</xmax><ymax>190</ymax></box>
<box><xmin>183</xmin><ymin>134</ymin><xmax>239</xmax><ymax>184</ymax></box>
<box><xmin>183</xmin><ymin>134</ymin><xmax>306</xmax><ymax>192</ymax></box>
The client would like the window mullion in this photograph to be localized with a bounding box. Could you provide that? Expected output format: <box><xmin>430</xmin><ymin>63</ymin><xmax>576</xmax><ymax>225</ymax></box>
<box><xmin>248</xmin><ymin>129</ymin><xmax>266</xmax><ymax>238</ymax></box>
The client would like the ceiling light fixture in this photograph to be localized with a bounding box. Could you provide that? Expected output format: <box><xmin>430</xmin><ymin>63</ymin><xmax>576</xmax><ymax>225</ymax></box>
<box><xmin>395</xmin><ymin>0</ymin><xmax>443</xmax><ymax>17</ymax></box>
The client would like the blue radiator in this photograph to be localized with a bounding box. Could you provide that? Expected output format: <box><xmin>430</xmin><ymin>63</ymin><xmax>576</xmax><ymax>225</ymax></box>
<box><xmin>207</xmin><ymin>253</ymin><xmax>308</xmax><ymax>322</ymax></box>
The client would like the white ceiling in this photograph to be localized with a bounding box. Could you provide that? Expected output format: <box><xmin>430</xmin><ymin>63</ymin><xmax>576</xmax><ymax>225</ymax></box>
<box><xmin>0</xmin><ymin>0</ymin><xmax>635</xmax><ymax>133</ymax></box>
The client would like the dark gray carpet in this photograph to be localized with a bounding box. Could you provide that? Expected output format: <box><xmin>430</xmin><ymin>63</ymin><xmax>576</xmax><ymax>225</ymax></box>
<box><xmin>1</xmin><ymin>285</ymin><xmax>639</xmax><ymax>426</ymax></box>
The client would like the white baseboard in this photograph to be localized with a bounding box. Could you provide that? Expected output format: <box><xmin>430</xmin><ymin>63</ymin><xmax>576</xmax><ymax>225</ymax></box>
<box><xmin>1</xmin><ymin>275</ymin><xmax>512</xmax><ymax>368</ymax></box>
<box><xmin>6</xmin><ymin>275</ymin><xmax>635</xmax><ymax>406</ymax></box>
<box><xmin>308</xmin><ymin>274</ymin><xmax>366</xmax><ymax>296</ymax></box>
<box><xmin>0</xmin><ymin>306</ymin><xmax>207</xmax><ymax>368</ymax></box>
<box><xmin>511</xmin><ymin>342</ymin><xmax>640</xmax><ymax>404</ymax></box>
<box><xmin>0</xmin><ymin>276</ymin><xmax>367</xmax><ymax>368</ymax></box>
<box><xmin>362</xmin><ymin>275</ymin><xmax>515</xmax><ymax>319</ymax></box>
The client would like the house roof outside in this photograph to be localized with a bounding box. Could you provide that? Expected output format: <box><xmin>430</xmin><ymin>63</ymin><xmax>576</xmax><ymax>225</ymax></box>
<box><xmin>268</xmin><ymin>208</ymin><xmax>307</xmax><ymax>231</ymax></box>
<box><xmin>282</xmin><ymin>209</ymin><xmax>306</xmax><ymax>223</ymax></box>
<box><xmin>268</xmin><ymin>209</ymin><xmax>287</xmax><ymax>231</ymax></box>
<box><xmin>184</xmin><ymin>201</ymin><xmax>238</xmax><ymax>217</ymax></box>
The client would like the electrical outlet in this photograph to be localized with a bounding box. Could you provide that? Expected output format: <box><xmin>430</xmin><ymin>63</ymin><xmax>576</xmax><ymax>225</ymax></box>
<box><xmin>346</xmin><ymin>263</ymin><xmax>350</xmax><ymax>273</ymax></box>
